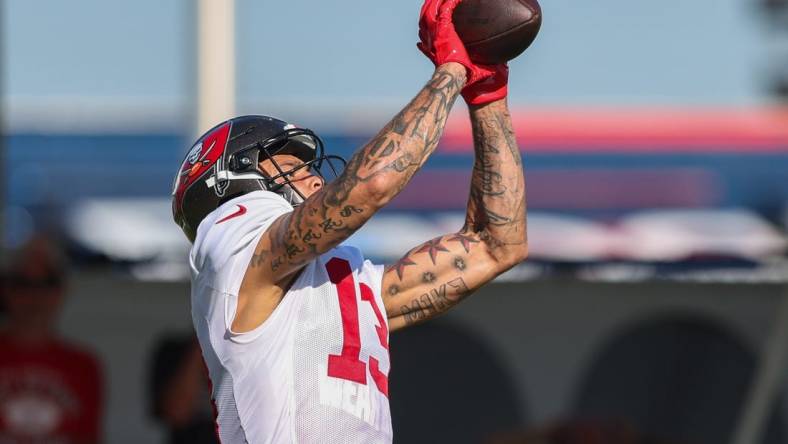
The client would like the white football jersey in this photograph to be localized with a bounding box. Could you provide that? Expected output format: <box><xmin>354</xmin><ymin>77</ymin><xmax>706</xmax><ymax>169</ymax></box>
<box><xmin>189</xmin><ymin>191</ymin><xmax>393</xmax><ymax>444</ymax></box>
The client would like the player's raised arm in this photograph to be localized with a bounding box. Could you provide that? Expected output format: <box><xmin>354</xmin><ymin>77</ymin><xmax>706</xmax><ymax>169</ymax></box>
<box><xmin>383</xmin><ymin>24</ymin><xmax>527</xmax><ymax>330</ymax></box>
<box><xmin>241</xmin><ymin>0</ymin><xmax>498</xmax><ymax>292</ymax></box>
<box><xmin>248</xmin><ymin>63</ymin><xmax>467</xmax><ymax>283</ymax></box>
<box><xmin>229</xmin><ymin>62</ymin><xmax>476</xmax><ymax>332</ymax></box>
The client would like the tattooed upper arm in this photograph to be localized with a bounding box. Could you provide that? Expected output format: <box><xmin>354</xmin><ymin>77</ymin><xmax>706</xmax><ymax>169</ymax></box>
<box><xmin>382</xmin><ymin>231</ymin><xmax>501</xmax><ymax>332</ymax></box>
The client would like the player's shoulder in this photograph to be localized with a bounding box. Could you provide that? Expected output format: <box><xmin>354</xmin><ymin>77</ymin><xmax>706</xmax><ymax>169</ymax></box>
<box><xmin>191</xmin><ymin>191</ymin><xmax>293</xmax><ymax>272</ymax></box>
<box><xmin>194</xmin><ymin>191</ymin><xmax>290</xmax><ymax>241</ymax></box>
<box><xmin>203</xmin><ymin>191</ymin><xmax>292</xmax><ymax>230</ymax></box>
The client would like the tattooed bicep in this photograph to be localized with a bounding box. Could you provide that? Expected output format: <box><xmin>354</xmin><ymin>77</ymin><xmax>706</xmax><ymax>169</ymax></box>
<box><xmin>396</xmin><ymin>277</ymin><xmax>470</xmax><ymax>327</ymax></box>
<box><xmin>381</xmin><ymin>232</ymin><xmax>501</xmax><ymax>328</ymax></box>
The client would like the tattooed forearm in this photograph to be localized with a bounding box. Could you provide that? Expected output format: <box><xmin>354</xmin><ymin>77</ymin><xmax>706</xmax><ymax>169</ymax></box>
<box><xmin>465</xmin><ymin>100</ymin><xmax>527</xmax><ymax>257</ymax></box>
<box><xmin>254</xmin><ymin>64</ymin><xmax>467</xmax><ymax>280</ymax></box>
<box><xmin>324</xmin><ymin>65</ymin><xmax>466</xmax><ymax>209</ymax></box>
<box><xmin>399</xmin><ymin>277</ymin><xmax>470</xmax><ymax>325</ymax></box>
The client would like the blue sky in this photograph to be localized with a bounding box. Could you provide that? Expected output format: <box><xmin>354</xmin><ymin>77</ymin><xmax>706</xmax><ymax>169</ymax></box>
<box><xmin>3</xmin><ymin>0</ymin><xmax>771</xmax><ymax>128</ymax></box>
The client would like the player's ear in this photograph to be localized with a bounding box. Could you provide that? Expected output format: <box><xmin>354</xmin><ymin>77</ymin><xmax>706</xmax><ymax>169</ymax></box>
<box><xmin>309</xmin><ymin>174</ymin><xmax>325</xmax><ymax>191</ymax></box>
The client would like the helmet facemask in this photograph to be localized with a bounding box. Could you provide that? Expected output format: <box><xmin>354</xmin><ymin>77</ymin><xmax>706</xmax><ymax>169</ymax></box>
<box><xmin>228</xmin><ymin>128</ymin><xmax>345</xmax><ymax>207</ymax></box>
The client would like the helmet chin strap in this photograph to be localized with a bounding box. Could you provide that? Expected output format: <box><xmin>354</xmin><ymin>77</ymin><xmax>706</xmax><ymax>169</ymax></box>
<box><xmin>271</xmin><ymin>182</ymin><xmax>306</xmax><ymax>207</ymax></box>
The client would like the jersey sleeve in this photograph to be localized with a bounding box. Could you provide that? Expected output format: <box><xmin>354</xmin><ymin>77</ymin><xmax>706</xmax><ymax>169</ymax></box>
<box><xmin>191</xmin><ymin>191</ymin><xmax>293</xmax><ymax>294</ymax></box>
<box><xmin>360</xmin><ymin>258</ymin><xmax>385</xmax><ymax>296</ymax></box>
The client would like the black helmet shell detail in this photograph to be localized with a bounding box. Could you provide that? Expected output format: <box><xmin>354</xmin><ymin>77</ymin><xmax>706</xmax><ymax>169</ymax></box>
<box><xmin>172</xmin><ymin>115</ymin><xmax>343</xmax><ymax>242</ymax></box>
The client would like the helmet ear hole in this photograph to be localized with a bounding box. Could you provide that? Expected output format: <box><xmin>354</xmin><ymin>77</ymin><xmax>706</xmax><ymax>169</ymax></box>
<box><xmin>238</xmin><ymin>156</ymin><xmax>253</xmax><ymax>168</ymax></box>
<box><xmin>230</xmin><ymin>150</ymin><xmax>260</xmax><ymax>172</ymax></box>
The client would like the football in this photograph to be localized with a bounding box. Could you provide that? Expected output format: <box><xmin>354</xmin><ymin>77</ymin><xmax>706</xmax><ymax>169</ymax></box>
<box><xmin>453</xmin><ymin>0</ymin><xmax>542</xmax><ymax>64</ymax></box>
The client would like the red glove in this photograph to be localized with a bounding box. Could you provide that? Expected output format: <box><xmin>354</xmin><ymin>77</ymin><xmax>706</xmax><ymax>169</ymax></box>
<box><xmin>461</xmin><ymin>63</ymin><xmax>509</xmax><ymax>105</ymax></box>
<box><xmin>417</xmin><ymin>0</ymin><xmax>493</xmax><ymax>85</ymax></box>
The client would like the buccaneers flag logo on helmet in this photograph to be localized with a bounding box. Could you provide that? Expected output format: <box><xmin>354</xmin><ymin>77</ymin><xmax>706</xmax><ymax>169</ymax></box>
<box><xmin>172</xmin><ymin>122</ymin><xmax>231</xmax><ymax>204</ymax></box>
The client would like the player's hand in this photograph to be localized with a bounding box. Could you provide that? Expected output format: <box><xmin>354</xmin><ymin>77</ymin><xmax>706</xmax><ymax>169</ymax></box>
<box><xmin>417</xmin><ymin>0</ymin><xmax>494</xmax><ymax>85</ymax></box>
<box><xmin>461</xmin><ymin>63</ymin><xmax>508</xmax><ymax>105</ymax></box>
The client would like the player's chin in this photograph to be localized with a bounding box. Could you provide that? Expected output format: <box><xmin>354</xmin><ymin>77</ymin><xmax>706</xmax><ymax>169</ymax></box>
<box><xmin>299</xmin><ymin>187</ymin><xmax>320</xmax><ymax>200</ymax></box>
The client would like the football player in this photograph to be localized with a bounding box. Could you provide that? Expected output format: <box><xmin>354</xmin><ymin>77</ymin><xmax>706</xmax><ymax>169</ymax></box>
<box><xmin>171</xmin><ymin>0</ymin><xmax>527</xmax><ymax>442</ymax></box>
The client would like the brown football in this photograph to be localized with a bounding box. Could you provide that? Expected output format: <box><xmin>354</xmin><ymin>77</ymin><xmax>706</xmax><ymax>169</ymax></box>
<box><xmin>453</xmin><ymin>0</ymin><xmax>542</xmax><ymax>64</ymax></box>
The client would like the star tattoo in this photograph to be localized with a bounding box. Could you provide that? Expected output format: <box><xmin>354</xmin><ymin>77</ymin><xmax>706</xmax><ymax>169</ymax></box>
<box><xmin>415</xmin><ymin>238</ymin><xmax>450</xmax><ymax>265</ymax></box>
<box><xmin>447</xmin><ymin>233</ymin><xmax>480</xmax><ymax>253</ymax></box>
<box><xmin>391</xmin><ymin>256</ymin><xmax>417</xmax><ymax>280</ymax></box>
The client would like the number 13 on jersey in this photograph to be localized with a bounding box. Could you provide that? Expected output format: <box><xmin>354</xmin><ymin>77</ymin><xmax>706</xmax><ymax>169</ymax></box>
<box><xmin>325</xmin><ymin>258</ymin><xmax>389</xmax><ymax>397</ymax></box>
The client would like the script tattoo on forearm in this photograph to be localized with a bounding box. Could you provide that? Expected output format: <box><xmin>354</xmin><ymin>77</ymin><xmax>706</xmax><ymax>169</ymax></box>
<box><xmin>399</xmin><ymin>277</ymin><xmax>470</xmax><ymax>325</ymax></box>
<box><xmin>465</xmin><ymin>101</ymin><xmax>527</xmax><ymax>252</ymax></box>
<box><xmin>250</xmin><ymin>66</ymin><xmax>466</xmax><ymax>277</ymax></box>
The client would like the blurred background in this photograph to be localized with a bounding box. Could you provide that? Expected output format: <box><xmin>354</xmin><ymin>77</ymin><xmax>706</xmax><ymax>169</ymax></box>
<box><xmin>2</xmin><ymin>0</ymin><xmax>788</xmax><ymax>442</ymax></box>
